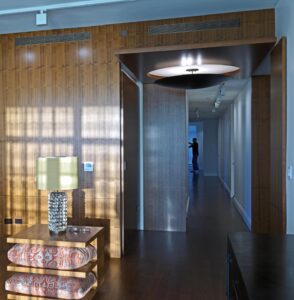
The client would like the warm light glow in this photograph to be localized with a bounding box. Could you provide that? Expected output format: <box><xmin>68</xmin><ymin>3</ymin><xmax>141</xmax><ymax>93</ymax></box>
<box><xmin>4</xmin><ymin>103</ymin><xmax>121</xmax><ymax>226</ymax></box>
<box><xmin>82</xmin><ymin>106</ymin><xmax>120</xmax><ymax>139</ymax></box>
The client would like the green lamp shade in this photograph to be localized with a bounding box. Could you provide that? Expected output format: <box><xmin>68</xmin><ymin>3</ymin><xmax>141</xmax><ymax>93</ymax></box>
<box><xmin>36</xmin><ymin>157</ymin><xmax>78</xmax><ymax>190</ymax></box>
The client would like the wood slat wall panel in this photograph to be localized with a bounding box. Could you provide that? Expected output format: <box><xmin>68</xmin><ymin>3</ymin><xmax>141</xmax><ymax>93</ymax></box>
<box><xmin>0</xmin><ymin>9</ymin><xmax>275</xmax><ymax>255</ymax></box>
<box><xmin>117</xmin><ymin>9</ymin><xmax>275</xmax><ymax>51</ymax></box>
<box><xmin>252</xmin><ymin>75</ymin><xmax>271</xmax><ymax>233</ymax></box>
<box><xmin>270</xmin><ymin>38</ymin><xmax>287</xmax><ymax>234</ymax></box>
<box><xmin>122</xmin><ymin>73</ymin><xmax>140</xmax><ymax>230</ymax></box>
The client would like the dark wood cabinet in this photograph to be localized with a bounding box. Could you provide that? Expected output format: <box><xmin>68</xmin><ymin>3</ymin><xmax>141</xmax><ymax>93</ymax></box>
<box><xmin>227</xmin><ymin>232</ymin><xmax>294</xmax><ymax>300</ymax></box>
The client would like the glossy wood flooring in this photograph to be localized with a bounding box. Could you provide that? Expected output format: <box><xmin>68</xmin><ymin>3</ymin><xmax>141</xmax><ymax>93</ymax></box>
<box><xmin>96</xmin><ymin>173</ymin><xmax>247</xmax><ymax>300</ymax></box>
<box><xmin>0</xmin><ymin>173</ymin><xmax>247</xmax><ymax>300</ymax></box>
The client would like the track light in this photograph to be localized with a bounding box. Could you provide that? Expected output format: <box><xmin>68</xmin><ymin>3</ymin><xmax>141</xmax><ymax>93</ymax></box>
<box><xmin>36</xmin><ymin>10</ymin><xmax>47</xmax><ymax>26</ymax></box>
<box><xmin>194</xmin><ymin>108</ymin><xmax>200</xmax><ymax>119</ymax></box>
<box><xmin>213</xmin><ymin>83</ymin><xmax>226</xmax><ymax>110</ymax></box>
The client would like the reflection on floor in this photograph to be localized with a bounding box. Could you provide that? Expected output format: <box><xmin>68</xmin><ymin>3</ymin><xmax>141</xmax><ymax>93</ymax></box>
<box><xmin>96</xmin><ymin>173</ymin><xmax>247</xmax><ymax>300</ymax></box>
<box><xmin>0</xmin><ymin>173</ymin><xmax>248</xmax><ymax>300</ymax></box>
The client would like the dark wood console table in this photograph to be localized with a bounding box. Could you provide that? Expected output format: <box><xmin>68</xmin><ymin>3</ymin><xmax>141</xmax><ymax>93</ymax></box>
<box><xmin>227</xmin><ymin>232</ymin><xmax>294</xmax><ymax>300</ymax></box>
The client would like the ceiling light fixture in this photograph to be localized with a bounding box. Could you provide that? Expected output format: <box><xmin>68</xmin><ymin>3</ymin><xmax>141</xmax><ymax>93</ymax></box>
<box><xmin>181</xmin><ymin>55</ymin><xmax>194</xmax><ymax>66</ymax></box>
<box><xmin>36</xmin><ymin>10</ymin><xmax>47</xmax><ymax>26</ymax></box>
<box><xmin>149</xmin><ymin>64</ymin><xmax>239</xmax><ymax>90</ymax></box>
<box><xmin>148</xmin><ymin>64</ymin><xmax>239</xmax><ymax>78</ymax></box>
<box><xmin>181</xmin><ymin>57</ymin><xmax>187</xmax><ymax>66</ymax></box>
<box><xmin>194</xmin><ymin>108</ymin><xmax>200</xmax><ymax>119</ymax></box>
<box><xmin>186</xmin><ymin>56</ymin><xmax>193</xmax><ymax>66</ymax></box>
<box><xmin>154</xmin><ymin>74</ymin><xmax>228</xmax><ymax>90</ymax></box>
<box><xmin>213</xmin><ymin>83</ymin><xmax>226</xmax><ymax>109</ymax></box>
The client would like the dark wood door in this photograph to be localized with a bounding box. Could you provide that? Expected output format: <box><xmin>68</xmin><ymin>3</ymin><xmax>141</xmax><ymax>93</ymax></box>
<box><xmin>270</xmin><ymin>38</ymin><xmax>287</xmax><ymax>234</ymax></box>
<box><xmin>121</xmin><ymin>72</ymin><xmax>140</xmax><ymax>234</ymax></box>
<box><xmin>251</xmin><ymin>38</ymin><xmax>287</xmax><ymax>234</ymax></box>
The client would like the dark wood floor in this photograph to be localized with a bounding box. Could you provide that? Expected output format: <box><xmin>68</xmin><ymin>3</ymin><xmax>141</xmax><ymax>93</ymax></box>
<box><xmin>0</xmin><ymin>173</ymin><xmax>248</xmax><ymax>300</ymax></box>
<box><xmin>96</xmin><ymin>173</ymin><xmax>247</xmax><ymax>300</ymax></box>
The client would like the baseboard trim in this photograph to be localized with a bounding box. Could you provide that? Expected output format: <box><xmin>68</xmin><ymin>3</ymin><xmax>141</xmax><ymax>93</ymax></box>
<box><xmin>232</xmin><ymin>197</ymin><xmax>251</xmax><ymax>230</ymax></box>
<box><xmin>219</xmin><ymin>176</ymin><xmax>231</xmax><ymax>195</ymax></box>
<box><xmin>204</xmin><ymin>172</ymin><xmax>217</xmax><ymax>176</ymax></box>
<box><xmin>186</xmin><ymin>196</ymin><xmax>190</xmax><ymax>216</ymax></box>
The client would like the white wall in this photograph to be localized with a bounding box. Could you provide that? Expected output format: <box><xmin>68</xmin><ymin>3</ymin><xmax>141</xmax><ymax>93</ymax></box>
<box><xmin>218</xmin><ymin>80</ymin><xmax>252</xmax><ymax>229</ymax></box>
<box><xmin>218</xmin><ymin>105</ymin><xmax>232</xmax><ymax>194</ymax></box>
<box><xmin>233</xmin><ymin>80</ymin><xmax>252</xmax><ymax>229</ymax></box>
<box><xmin>196</xmin><ymin>123</ymin><xmax>204</xmax><ymax>170</ymax></box>
<box><xmin>276</xmin><ymin>0</ymin><xmax>294</xmax><ymax>234</ymax></box>
<box><xmin>203</xmin><ymin>119</ymin><xmax>218</xmax><ymax>176</ymax></box>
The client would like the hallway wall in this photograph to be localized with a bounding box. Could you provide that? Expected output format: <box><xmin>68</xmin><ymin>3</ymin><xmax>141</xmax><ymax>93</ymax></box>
<box><xmin>218</xmin><ymin>105</ymin><xmax>232</xmax><ymax>194</ymax></box>
<box><xmin>234</xmin><ymin>80</ymin><xmax>252</xmax><ymax>229</ymax></box>
<box><xmin>122</xmin><ymin>73</ymin><xmax>140</xmax><ymax>231</ymax></box>
<box><xmin>203</xmin><ymin>120</ymin><xmax>218</xmax><ymax>176</ymax></box>
<box><xmin>276</xmin><ymin>0</ymin><xmax>294</xmax><ymax>234</ymax></box>
<box><xmin>218</xmin><ymin>79</ymin><xmax>252</xmax><ymax>229</ymax></box>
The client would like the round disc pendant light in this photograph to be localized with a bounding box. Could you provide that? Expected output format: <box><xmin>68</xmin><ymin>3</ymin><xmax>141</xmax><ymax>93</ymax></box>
<box><xmin>148</xmin><ymin>64</ymin><xmax>239</xmax><ymax>90</ymax></box>
<box><xmin>154</xmin><ymin>73</ymin><xmax>229</xmax><ymax>89</ymax></box>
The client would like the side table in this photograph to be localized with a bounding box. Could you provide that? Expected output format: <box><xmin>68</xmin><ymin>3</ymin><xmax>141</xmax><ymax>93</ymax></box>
<box><xmin>6</xmin><ymin>224</ymin><xmax>104</xmax><ymax>300</ymax></box>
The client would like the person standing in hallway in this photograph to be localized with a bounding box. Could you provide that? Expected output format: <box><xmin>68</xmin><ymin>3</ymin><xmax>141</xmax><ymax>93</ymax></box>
<box><xmin>189</xmin><ymin>138</ymin><xmax>199</xmax><ymax>173</ymax></box>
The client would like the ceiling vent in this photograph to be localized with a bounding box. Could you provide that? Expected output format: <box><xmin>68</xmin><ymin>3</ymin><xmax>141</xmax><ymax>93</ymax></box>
<box><xmin>15</xmin><ymin>32</ymin><xmax>91</xmax><ymax>46</ymax></box>
<box><xmin>148</xmin><ymin>18</ymin><xmax>240</xmax><ymax>36</ymax></box>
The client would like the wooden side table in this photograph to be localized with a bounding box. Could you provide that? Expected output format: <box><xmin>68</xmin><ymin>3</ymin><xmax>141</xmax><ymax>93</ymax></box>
<box><xmin>6</xmin><ymin>224</ymin><xmax>104</xmax><ymax>300</ymax></box>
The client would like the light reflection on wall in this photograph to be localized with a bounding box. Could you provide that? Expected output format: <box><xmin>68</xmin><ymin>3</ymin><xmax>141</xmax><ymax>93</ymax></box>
<box><xmin>81</xmin><ymin>106</ymin><xmax>120</xmax><ymax>139</ymax></box>
<box><xmin>4</xmin><ymin>104</ymin><xmax>120</xmax><ymax>230</ymax></box>
<box><xmin>4</xmin><ymin>106</ymin><xmax>75</xmax><ymax>225</ymax></box>
<box><xmin>81</xmin><ymin>143</ymin><xmax>119</xmax><ymax>219</ymax></box>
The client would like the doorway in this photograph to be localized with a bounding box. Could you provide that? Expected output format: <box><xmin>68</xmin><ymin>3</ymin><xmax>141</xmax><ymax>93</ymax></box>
<box><xmin>119</xmin><ymin>39</ymin><xmax>286</xmax><ymax>253</ymax></box>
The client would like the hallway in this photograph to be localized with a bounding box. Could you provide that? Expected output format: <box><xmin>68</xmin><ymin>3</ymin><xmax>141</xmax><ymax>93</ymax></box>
<box><xmin>96</xmin><ymin>174</ymin><xmax>247</xmax><ymax>300</ymax></box>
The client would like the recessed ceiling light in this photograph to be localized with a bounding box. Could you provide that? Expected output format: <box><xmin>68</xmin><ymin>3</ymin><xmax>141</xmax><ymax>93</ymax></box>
<box><xmin>181</xmin><ymin>57</ymin><xmax>187</xmax><ymax>66</ymax></box>
<box><xmin>186</xmin><ymin>56</ymin><xmax>193</xmax><ymax>66</ymax></box>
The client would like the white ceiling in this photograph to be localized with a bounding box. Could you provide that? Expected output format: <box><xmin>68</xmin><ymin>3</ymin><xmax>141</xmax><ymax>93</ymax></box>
<box><xmin>187</xmin><ymin>79</ymin><xmax>248</xmax><ymax>121</ymax></box>
<box><xmin>0</xmin><ymin>0</ymin><xmax>278</xmax><ymax>34</ymax></box>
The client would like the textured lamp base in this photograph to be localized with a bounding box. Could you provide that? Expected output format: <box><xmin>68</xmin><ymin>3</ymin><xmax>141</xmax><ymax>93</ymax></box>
<box><xmin>48</xmin><ymin>192</ymin><xmax>67</xmax><ymax>233</ymax></box>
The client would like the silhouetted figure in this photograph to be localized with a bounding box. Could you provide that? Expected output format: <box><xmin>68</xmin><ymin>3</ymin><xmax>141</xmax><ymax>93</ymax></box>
<box><xmin>189</xmin><ymin>138</ymin><xmax>199</xmax><ymax>173</ymax></box>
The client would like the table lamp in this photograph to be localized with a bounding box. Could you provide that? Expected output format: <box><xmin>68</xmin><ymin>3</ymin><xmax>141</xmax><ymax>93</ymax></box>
<box><xmin>36</xmin><ymin>156</ymin><xmax>78</xmax><ymax>233</ymax></box>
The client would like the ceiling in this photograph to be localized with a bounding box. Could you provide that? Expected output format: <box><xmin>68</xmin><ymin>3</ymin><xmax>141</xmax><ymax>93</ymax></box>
<box><xmin>120</xmin><ymin>42</ymin><xmax>273</xmax><ymax>122</ymax></box>
<box><xmin>187</xmin><ymin>79</ymin><xmax>247</xmax><ymax>121</ymax></box>
<box><xmin>0</xmin><ymin>0</ymin><xmax>278</xmax><ymax>34</ymax></box>
<box><xmin>119</xmin><ymin>43</ymin><xmax>274</xmax><ymax>83</ymax></box>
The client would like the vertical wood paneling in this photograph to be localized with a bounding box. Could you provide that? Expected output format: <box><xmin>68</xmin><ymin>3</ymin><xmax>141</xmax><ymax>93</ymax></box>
<box><xmin>122</xmin><ymin>73</ymin><xmax>140</xmax><ymax>230</ymax></box>
<box><xmin>270</xmin><ymin>38</ymin><xmax>287</xmax><ymax>234</ymax></box>
<box><xmin>0</xmin><ymin>9</ymin><xmax>276</xmax><ymax>254</ymax></box>
<box><xmin>0</xmin><ymin>29</ymin><xmax>122</xmax><ymax>257</ymax></box>
<box><xmin>143</xmin><ymin>84</ymin><xmax>187</xmax><ymax>232</ymax></box>
<box><xmin>252</xmin><ymin>75</ymin><xmax>271</xmax><ymax>233</ymax></box>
